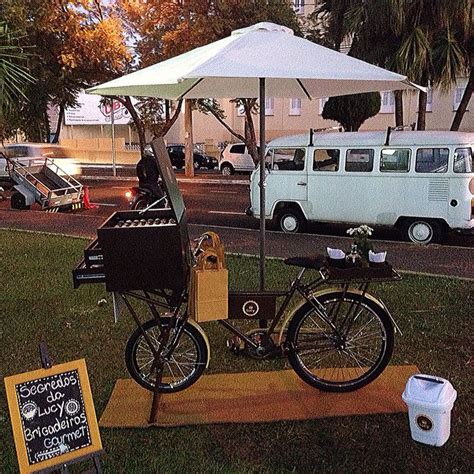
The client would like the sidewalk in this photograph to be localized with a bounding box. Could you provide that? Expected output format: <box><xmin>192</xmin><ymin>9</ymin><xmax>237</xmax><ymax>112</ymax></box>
<box><xmin>1</xmin><ymin>209</ymin><xmax>473</xmax><ymax>280</ymax></box>
<box><xmin>80</xmin><ymin>164</ymin><xmax>249</xmax><ymax>186</ymax></box>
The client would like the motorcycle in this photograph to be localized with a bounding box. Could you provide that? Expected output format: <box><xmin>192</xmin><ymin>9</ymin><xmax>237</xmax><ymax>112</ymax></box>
<box><xmin>126</xmin><ymin>185</ymin><xmax>168</xmax><ymax>211</ymax></box>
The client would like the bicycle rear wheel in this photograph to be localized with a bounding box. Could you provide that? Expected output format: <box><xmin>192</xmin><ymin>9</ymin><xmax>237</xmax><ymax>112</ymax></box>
<box><xmin>287</xmin><ymin>291</ymin><xmax>394</xmax><ymax>392</ymax></box>
<box><xmin>125</xmin><ymin>318</ymin><xmax>209</xmax><ymax>393</ymax></box>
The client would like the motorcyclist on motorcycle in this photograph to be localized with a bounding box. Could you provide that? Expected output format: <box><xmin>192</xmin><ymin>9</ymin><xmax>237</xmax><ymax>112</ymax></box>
<box><xmin>128</xmin><ymin>145</ymin><xmax>166</xmax><ymax>210</ymax></box>
<box><xmin>136</xmin><ymin>147</ymin><xmax>163</xmax><ymax>197</ymax></box>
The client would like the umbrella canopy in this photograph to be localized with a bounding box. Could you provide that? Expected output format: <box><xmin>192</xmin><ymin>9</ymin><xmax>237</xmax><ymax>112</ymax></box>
<box><xmin>87</xmin><ymin>22</ymin><xmax>424</xmax><ymax>99</ymax></box>
<box><xmin>88</xmin><ymin>22</ymin><xmax>423</xmax><ymax>291</ymax></box>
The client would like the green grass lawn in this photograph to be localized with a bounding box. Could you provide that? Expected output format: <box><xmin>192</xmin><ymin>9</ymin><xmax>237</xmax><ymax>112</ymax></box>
<box><xmin>0</xmin><ymin>230</ymin><xmax>472</xmax><ymax>473</ymax></box>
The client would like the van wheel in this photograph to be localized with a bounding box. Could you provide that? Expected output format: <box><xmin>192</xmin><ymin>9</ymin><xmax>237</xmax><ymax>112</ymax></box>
<box><xmin>400</xmin><ymin>218</ymin><xmax>444</xmax><ymax>244</ymax></box>
<box><xmin>11</xmin><ymin>192</ymin><xmax>29</xmax><ymax>210</ymax></box>
<box><xmin>278</xmin><ymin>209</ymin><xmax>305</xmax><ymax>233</ymax></box>
<box><xmin>221</xmin><ymin>164</ymin><xmax>234</xmax><ymax>176</ymax></box>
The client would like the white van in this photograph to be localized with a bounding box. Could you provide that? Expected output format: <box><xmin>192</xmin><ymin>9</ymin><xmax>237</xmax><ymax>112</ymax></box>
<box><xmin>219</xmin><ymin>143</ymin><xmax>256</xmax><ymax>175</ymax></box>
<box><xmin>248</xmin><ymin>130</ymin><xmax>474</xmax><ymax>243</ymax></box>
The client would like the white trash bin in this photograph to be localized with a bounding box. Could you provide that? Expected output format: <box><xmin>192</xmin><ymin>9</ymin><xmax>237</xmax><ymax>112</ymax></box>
<box><xmin>402</xmin><ymin>374</ymin><xmax>457</xmax><ymax>447</ymax></box>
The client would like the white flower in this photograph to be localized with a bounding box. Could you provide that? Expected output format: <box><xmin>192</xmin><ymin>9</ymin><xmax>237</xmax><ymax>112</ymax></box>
<box><xmin>348</xmin><ymin>224</ymin><xmax>373</xmax><ymax>237</ymax></box>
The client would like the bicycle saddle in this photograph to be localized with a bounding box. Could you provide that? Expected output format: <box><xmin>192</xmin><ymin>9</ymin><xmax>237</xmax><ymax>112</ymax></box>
<box><xmin>284</xmin><ymin>255</ymin><xmax>326</xmax><ymax>270</ymax></box>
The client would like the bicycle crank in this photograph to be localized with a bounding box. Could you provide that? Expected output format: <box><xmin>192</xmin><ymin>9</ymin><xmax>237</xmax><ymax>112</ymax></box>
<box><xmin>243</xmin><ymin>329</ymin><xmax>283</xmax><ymax>359</ymax></box>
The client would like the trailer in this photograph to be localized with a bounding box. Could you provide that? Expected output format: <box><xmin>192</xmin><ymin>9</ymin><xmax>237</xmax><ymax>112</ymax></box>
<box><xmin>8</xmin><ymin>156</ymin><xmax>83</xmax><ymax>211</ymax></box>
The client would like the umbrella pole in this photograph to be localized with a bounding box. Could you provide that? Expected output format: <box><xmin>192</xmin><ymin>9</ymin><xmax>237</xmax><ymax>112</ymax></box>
<box><xmin>259</xmin><ymin>77</ymin><xmax>266</xmax><ymax>291</ymax></box>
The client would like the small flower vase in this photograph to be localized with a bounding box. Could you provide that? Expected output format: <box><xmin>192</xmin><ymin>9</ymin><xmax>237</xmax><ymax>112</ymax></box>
<box><xmin>346</xmin><ymin>244</ymin><xmax>362</xmax><ymax>267</ymax></box>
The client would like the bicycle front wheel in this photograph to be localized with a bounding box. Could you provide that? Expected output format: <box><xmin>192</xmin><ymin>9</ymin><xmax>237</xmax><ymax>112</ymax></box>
<box><xmin>287</xmin><ymin>291</ymin><xmax>394</xmax><ymax>392</ymax></box>
<box><xmin>125</xmin><ymin>318</ymin><xmax>209</xmax><ymax>393</ymax></box>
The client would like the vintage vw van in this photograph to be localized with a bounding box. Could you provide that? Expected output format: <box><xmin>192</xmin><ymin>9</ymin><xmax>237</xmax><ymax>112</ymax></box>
<box><xmin>248</xmin><ymin>130</ymin><xmax>474</xmax><ymax>243</ymax></box>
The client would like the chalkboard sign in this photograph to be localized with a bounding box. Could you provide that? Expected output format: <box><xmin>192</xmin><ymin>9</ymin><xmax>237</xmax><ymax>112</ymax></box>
<box><xmin>5</xmin><ymin>359</ymin><xmax>102</xmax><ymax>473</ymax></box>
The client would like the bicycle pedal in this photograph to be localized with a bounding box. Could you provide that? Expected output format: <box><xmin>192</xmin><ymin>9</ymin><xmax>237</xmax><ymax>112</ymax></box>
<box><xmin>226</xmin><ymin>336</ymin><xmax>244</xmax><ymax>355</ymax></box>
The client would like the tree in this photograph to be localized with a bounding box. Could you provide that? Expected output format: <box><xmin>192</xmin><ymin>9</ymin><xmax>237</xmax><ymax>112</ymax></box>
<box><xmin>316</xmin><ymin>0</ymin><xmax>472</xmax><ymax>130</ymax></box>
<box><xmin>2</xmin><ymin>0</ymin><xmax>131</xmax><ymax>142</ymax></box>
<box><xmin>450</xmin><ymin>3</ymin><xmax>473</xmax><ymax>130</ymax></box>
<box><xmin>322</xmin><ymin>92</ymin><xmax>381</xmax><ymax>131</ymax></box>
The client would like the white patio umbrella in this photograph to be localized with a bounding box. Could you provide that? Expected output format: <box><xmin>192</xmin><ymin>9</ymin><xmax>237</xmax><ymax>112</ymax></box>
<box><xmin>88</xmin><ymin>22</ymin><xmax>424</xmax><ymax>289</ymax></box>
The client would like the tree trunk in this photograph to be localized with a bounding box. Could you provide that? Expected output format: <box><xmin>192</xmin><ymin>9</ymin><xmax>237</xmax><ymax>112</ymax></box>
<box><xmin>201</xmin><ymin>102</ymin><xmax>245</xmax><ymax>143</ymax></box>
<box><xmin>394</xmin><ymin>90</ymin><xmax>404</xmax><ymax>127</ymax></box>
<box><xmin>451</xmin><ymin>69</ymin><xmax>473</xmax><ymax>131</ymax></box>
<box><xmin>416</xmin><ymin>89</ymin><xmax>428</xmax><ymax>130</ymax></box>
<box><xmin>184</xmin><ymin>99</ymin><xmax>194</xmax><ymax>178</ymax></box>
<box><xmin>119</xmin><ymin>96</ymin><xmax>146</xmax><ymax>153</ymax></box>
<box><xmin>159</xmin><ymin>99</ymin><xmax>183</xmax><ymax>137</ymax></box>
<box><xmin>165</xmin><ymin>99</ymin><xmax>170</xmax><ymax>122</ymax></box>
<box><xmin>51</xmin><ymin>103</ymin><xmax>65</xmax><ymax>143</ymax></box>
<box><xmin>243</xmin><ymin>99</ymin><xmax>258</xmax><ymax>164</ymax></box>
<box><xmin>43</xmin><ymin>108</ymin><xmax>51</xmax><ymax>142</ymax></box>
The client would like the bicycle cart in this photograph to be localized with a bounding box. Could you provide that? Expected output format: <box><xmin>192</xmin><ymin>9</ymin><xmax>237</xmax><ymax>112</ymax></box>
<box><xmin>7</xmin><ymin>156</ymin><xmax>83</xmax><ymax>211</ymax></box>
<box><xmin>73</xmin><ymin>138</ymin><xmax>402</xmax><ymax>420</ymax></box>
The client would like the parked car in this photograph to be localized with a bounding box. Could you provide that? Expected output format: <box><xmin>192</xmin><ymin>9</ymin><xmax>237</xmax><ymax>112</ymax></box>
<box><xmin>219</xmin><ymin>143</ymin><xmax>258</xmax><ymax>175</ymax></box>
<box><xmin>166</xmin><ymin>145</ymin><xmax>218</xmax><ymax>170</ymax></box>
<box><xmin>0</xmin><ymin>143</ymin><xmax>81</xmax><ymax>178</ymax></box>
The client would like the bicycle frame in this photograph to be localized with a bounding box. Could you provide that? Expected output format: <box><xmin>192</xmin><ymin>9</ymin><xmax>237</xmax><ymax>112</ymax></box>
<box><xmin>116</xmin><ymin>267</ymin><xmax>386</xmax><ymax>359</ymax></box>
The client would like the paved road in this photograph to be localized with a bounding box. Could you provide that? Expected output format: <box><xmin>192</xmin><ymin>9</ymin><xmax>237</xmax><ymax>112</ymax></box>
<box><xmin>1</xmin><ymin>207</ymin><xmax>473</xmax><ymax>280</ymax></box>
<box><xmin>3</xmin><ymin>176</ymin><xmax>471</xmax><ymax>248</ymax></box>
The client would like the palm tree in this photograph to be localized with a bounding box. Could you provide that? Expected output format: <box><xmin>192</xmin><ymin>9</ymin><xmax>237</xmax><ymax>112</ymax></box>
<box><xmin>0</xmin><ymin>23</ymin><xmax>33</xmax><ymax>118</ymax></box>
<box><xmin>394</xmin><ymin>0</ymin><xmax>470</xmax><ymax>130</ymax></box>
<box><xmin>449</xmin><ymin>2</ymin><xmax>473</xmax><ymax>130</ymax></box>
<box><xmin>317</xmin><ymin>0</ymin><xmax>472</xmax><ymax>130</ymax></box>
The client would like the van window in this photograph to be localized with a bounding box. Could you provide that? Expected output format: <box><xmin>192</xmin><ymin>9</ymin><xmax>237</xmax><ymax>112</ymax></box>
<box><xmin>270</xmin><ymin>148</ymin><xmax>305</xmax><ymax>171</ymax></box>
<box><xmin>313</xmin><ymin>149</ymin><xmax>339</xmax><ymax>171</ymax></box>
<box><xmin>230</xmin><ymin>144</ymin><xmax>245</xmax><ymax>154</ymax></box>
<box><xmin>345</xmin><ymin>149</ymin><xmax>374</xmax><ymax>172</ymax></box>
<box><xmin>453</xmin><ymin>147</ymin><xmax>473</xmax><ymax>173</ymax></box>
<box><xmin>380</xmin><ymin>148</ymin><xmax>410</xmax><ymax>172</ymax></box>
<box><xmin>415</xmin><ymin>148</ymin><xmax>448</xmax><ymax>173</ymax></box>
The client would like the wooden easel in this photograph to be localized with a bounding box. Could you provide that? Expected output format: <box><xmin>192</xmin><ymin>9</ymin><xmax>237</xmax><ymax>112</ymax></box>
<box><xmin>37</xmin><ymin>342</ymin><xmax>104</xmax><ymax>474</ymax></box>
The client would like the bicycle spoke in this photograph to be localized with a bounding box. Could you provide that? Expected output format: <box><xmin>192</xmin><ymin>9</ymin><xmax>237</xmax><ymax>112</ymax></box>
<box><xmin>291</xmin><ymin>295</ymin><xmax>390</xmax><ymax>389</ymax></box>
<box><xmin>131</xmin><ymin>321</ymin><xmax>206</xmax><ymax>391</ymax></box>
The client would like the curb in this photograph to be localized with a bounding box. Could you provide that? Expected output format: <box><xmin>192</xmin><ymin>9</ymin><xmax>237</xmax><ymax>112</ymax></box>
<box><xmin>81</xmin><ymin>175</ymin><xmax>249</xmax><ymax>186</ymax></box>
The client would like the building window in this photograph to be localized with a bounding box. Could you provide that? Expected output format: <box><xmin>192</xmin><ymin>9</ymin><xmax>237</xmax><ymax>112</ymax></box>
<box><xmin>319</xmin><ymin>97</ymin><xmax>328</xmax><ymax>115</ymax></box>
<box><xmin>265</xmin><ymin>97</ymin><xmax>274</xmax><ymax>116</ymax></box>
<box><xmin>380</xmin><ymin>91</ymin><xmax>395</xmax><ymax>114</ymax></box>
<box><xmin>345</xmin><ymin>149</ymin><xmax>374</xmax><ymax>172</ymax></box>
<box><xmin>293</xmin><ymin>0</ymin><xmax>305</xmax><ymax>15</ymax></box>
<box><xmin>237</xmin><ymin>104</ymin><xmax>245</xmax><ymax>117</ymax></box>
<box><xmin>289</xmin><ymin>98</ymin><xmax>301</xmax><ymax>116</ymax></box>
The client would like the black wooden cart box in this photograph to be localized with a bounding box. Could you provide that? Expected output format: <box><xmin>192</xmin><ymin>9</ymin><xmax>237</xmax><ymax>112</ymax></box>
<box><xmin>97</xmin><ymin>209</ymin><xmax>188</xmax><ymax>292</ymax></box>
<box><xmin>73</xmin><ymin>138</ymin><xmax>191</xmax><ymax>292</ymax></box>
